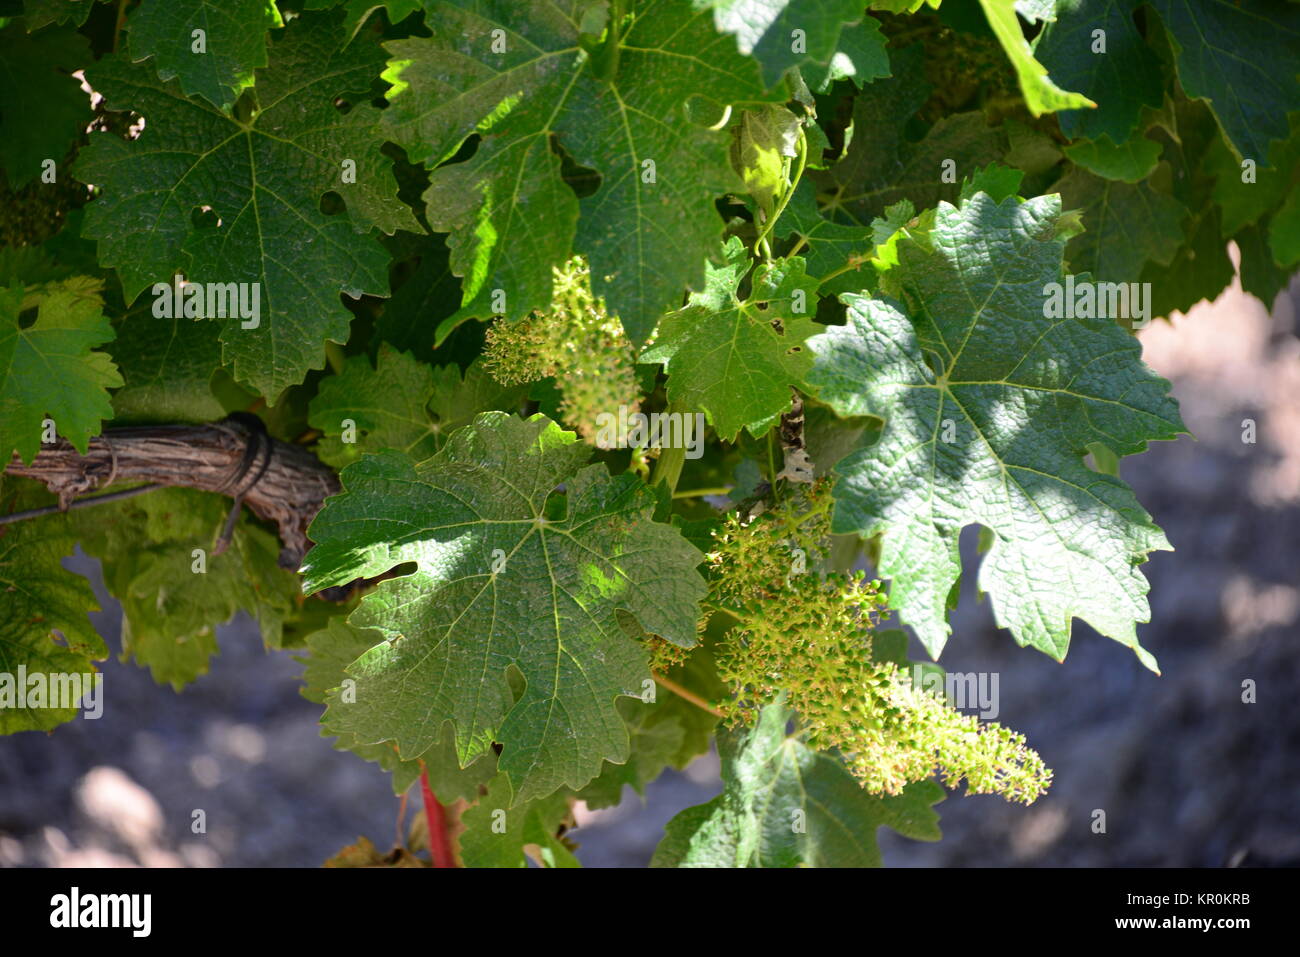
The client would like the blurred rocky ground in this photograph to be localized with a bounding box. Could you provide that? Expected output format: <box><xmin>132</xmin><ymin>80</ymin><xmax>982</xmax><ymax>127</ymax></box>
<box><xmin>1</xmin><ymin>268</ymin><xmax>1296</xmax><ymax>868</ymax></box>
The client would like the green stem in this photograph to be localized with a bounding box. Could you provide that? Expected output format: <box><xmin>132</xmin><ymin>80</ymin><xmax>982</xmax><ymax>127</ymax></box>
<box><xmin>766</xmin><ymin>428</ymin><xmax>779</xmax><ymax>493</ymax></box>
<box><xmin>651</xmin><ymin>442</ymin><xmax>686</xmax><ymax>494</ymax></box>
<box><xmin>649</xmin><ymin>400</ymin><xmax>692</xmax><ymax>494</ymax></box>
<box><xmin>673</xmin><ymin>486</ymin><xmax>733</xmax><ymax>499</ymax></box>
<box><xmin>589</xmin><ymin>0</ymin><xmax>626</xmax><ymax>81</ymax></box>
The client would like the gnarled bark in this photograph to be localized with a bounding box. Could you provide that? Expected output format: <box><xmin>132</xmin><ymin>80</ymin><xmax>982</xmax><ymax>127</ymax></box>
<box><xmin>6</xmin><ymin>419</ymin><xmax>339</xmax><ymax>569</ymax></box>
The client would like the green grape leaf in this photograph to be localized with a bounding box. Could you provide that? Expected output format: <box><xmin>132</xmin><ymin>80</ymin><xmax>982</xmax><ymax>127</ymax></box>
<box><xmin>1149</xmin><ymin>0</ymin><xmax>1300</xmax><ymax>163</ymax></box>
<box><xmin>781</xmin><ymin>179</ymin><xmax>874</xmax><ymax>290</ymax></box>
<box><xmin>0</xmin><ymin>23</ymin><xmax>93</xmax><ymax>187</ymax></box>
<box><xmin>798</xmin><ymin>16</ymin><xmax>890</xmax><ymax>92</ymax></box>
<box><xmin>959</xmin><ymin>163</ymin><xmax>1025</xmax><ymax>203</ymax></box>
<box><xmin>309</xmin><ymin>345</ymin><xmax>441</xmax><ymax>467</ymax></box>
<box><xmin>458</xmin><ymin>776</ymin><xmax>579</xmax><ymax>868</ymax></box>
<box><xmin>805</xmin><ymin>193</ymin><xmax>1186</xmax><ymax>669</ymax></box>
<box><xmin>378</xmin><ymin>0</ymin><xmax>780</xmax><ymax>343</ymax></box>
<box><xmin>640</xmin><ymin>238</ymin><xmax>819</xmax><ymax>440</ymax></box>
<box><xmin>75</xmin><ymin>489</ymin><xmax>302</xmax><ymax>689</ymax></box>
<box><xmin>1062</xmin><ymin>132</ymin><xmax>1162</xmax><ymax>184</ymax></box>
<box><xmin>1140</xmin><ymin>206</ymin><xmax>1234</xmax><ymax>320</ymax></box>
<box><xmin>1268</xmin><ymin>181</ymin><xmax>1300</xmax><ymax>267</ymax></box>
<box><xmin>867</xmin><ymin>0</ymin><xmax>938</xmax><ymax>13</ymax></box>
<box><xmin>1207</xmin><ymin>123</ymin><xmax>1300</xmax><ymax>236</ymax></box>
<box><xmin>977</xmin><ymin>0</ymin><xmax>1094</xmax><ymax>117</ymax></box>
<box><xmin>1234</xmin><ymin>222</ymin><xmax>1291</xmax><ymax>306</ymax></box>
<box><xmin>303</xmin><ymin>0</ymin><xmax>423</xmax><ymax>41</ymax></box>
<box><xmin>300</xmin><ymin>618</ymin><xmax>497</xmax><ymax>797</ymax></box>
<box><xmin>125</xmin><ymin>0</ymin><xmax>285</xmax><ymax>111</ymax></box>
<box><xmin>300</xmin><ymin>412</ymin><xmax>708</xmax><ymax>803</ymax></box>
<box><xmin>813</xmin><ymin>46</ymin><xmax>1005</xmax><ymax>227</ymax></box>
<box><xmin>73</xmin><ymin>13</ymin><xmax>406</xmax><ymax>402</ymax></box>
<box><xmin>108</xmin><ymin>308</ymin><xmax>227</xmax><ymax>423</ymax></box>
<box><xmin>694</xmin><ymin>0</ymin><xmax>869</xmax><ymax>89</ymax></box>
<box><xmin>0</xmin><ymin>507</ymin><xmax>105</xmax><ymax>733</ymax></box>
<box><xmin>309</xmin><ymin>347</ymin><xmax>526</xmax><ymax>469</ymax></box>
<box><xmin>1015</xmin><ymin>0</ymin><xmax>1057</xmax><ymax>22</ymax></box>
<box><xmin>0</xmin><ymin>277</ymin><xmax>122</xmax><ymax>465</ymax></box>
<box><xmin>1052</xmin><ymin>166</ymin><xmax>1186</xmax><ymax>283</ymax></box>
<box><xmin>374</xmin><ymin>234</ymin><xmax>461</xmax><ymax>356</ymax></box>
<box><xmin>21</xmin><ymin>0</ymin><xmax>109</xmax><ymax>30</ymax></box>
<box><xmin>578</xmin><ymin>648</ymin><xmax>725</xmax><ymax>809</ymax></box>
<box><xmin>652</xmin><ymin>700</ymin><xmax>944</xmax><ymax>867</ymax></box>
<box><xmin>1035</xmin><ymin>0</ymin><xmax>1162</xmax><ymax>144</ymax></box>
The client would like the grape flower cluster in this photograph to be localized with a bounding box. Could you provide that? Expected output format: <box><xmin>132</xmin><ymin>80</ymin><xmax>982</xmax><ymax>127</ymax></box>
<box><xmin>701</xmin><ymin>481</ymin><xmax>1052</xmax><ymax>804</ymax></box>
<box><xmin>483</xmin><ymin>256</ymin><xmax>640</xmax><ymax>448</ymax></box>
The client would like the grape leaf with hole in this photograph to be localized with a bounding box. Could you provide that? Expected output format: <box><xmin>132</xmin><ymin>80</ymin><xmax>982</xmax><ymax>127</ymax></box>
<box><xmin>806</xmin><ymin>193</ymin><xmax>1185</xmax><ymax>669</ymax></box>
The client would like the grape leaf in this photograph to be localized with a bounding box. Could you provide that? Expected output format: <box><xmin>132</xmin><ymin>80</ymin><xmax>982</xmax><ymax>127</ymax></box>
<box><xmin>324</xmin><ymin>835</ymin><xmax>428</xmax><ymax>867</ymax></box>
<box><xmin>74</xmin><ymin>12</ymin><xmax>408</xmax><ymax>401</ymax></box>
<box><xmin>1014</xmin><ymin>0</ymin><xmax>1057</xmax><ymax>22</ymax></box>
<box><xmin>125</xmin><ymin>0</ymin><xmax>284</xmax><ymax>111</ymax></box>
<box><xmin>577</xmin><ymin>648</ymin><xmax>725</xmax><ymax>809</ymax></box>
<box><xmin>308</xmin><ymin>345</ymin><xmax>525</xmax><ymax>469</ymax></box>
<box><xmin>308</xmin><ymin>345</ymin><xmax>442</xmax><ymax>467</ymax></box>
<box><xmin>1269</xmin><ymin>182</ymin><xmax>1300</xmax><ymax>267</ymax></box>
<box><xmin>299</xmin><ymin>617</ymin><xmax>497</xmax><ymax>797</ymax></box>
<box><xmin>1052</xmin><ymin>166</ymin><xmax>1186</xmax><ymax>283</ymax></box>
<box><xmin>1234</xmin><ymin>222</ymin><xmax>1291</xmax><ymax>307</ymax></box>
<box><xmin>1207</xmin><ymin>122</ymin><xmax>1300</xmax><ymax>237</ymax></box>
<box><xmin>959</xmin><ymin>163</ymin><xmax>1025</xmax><ymax>203</ymax></box>
<box><xmin>977</xmin><ymin>0</ymin><xmax>1094</xmax><ymax>117</ymax></box>
<box><xmin>0</xmin><ymin>277</ymin><xmax>122</xmax><ymax>465</ymax></box>
<box><xmin>0</xmin><ymin>23</ymin><xmax>93</xmax><ymax>187</ymax></box>
<box><xmin>805</xmin><ymin>193</ymin><xmax>1185</xmax><ymax>669</ymax></box>
<box><xmin>108</xmin><ymin>307</ymin><xmax>227</xmax><ymax>423</ymax></box>
<box><xmin>377</xmin><ymin>0</ymin><xmax>780</xmax><ymax>343</ymax></box>
<box><xmin>458</xmin><ymin>775</ymin><xmax>579</xmax><ymax>868</ymax></box>
<box><xmin>21</xmin><ymin>0</ymin><xmax>108</xmax><ymax>31</ymax></box>
<box><xmin>1062</xmin><ymin>132</ymin><xmax>1162</xmax><ymax>184</ymax></box>
<box><xmin>1149</xmin><ymin>0</ymin><xmax>1300</xmax><ymax>163</ymax></box>
<box><xmin>813</xmin><ymin>46</ymin><xmax>1005</xmax><ymax>227</ymax></box>
<box><xmin>300</xmin><ymin>412</ymin><xmax>708</xmax><ymax>802</ymax></box>
<box><xmin>0</xmin><ymin>504</ymin><xmax>105</xmax><ymax>733</ymax></box>
<box><xmin>303</xmin><ymin>0</ymin><xmax>423</xmax><ymax>42</ymax></box>
<box><xmin>798</xmin><ymin>17</ymin><xmax>890</xmax><ymax>92</ymax></box>
<box><xmin>780</xmin><ymin>179</ymin><xmax>873</xmax><ymax>290</ymax></box>
<box><xmin>694</xmin><ymin>0</ymin><xmax>869</xmax><ymax>89</ymax></box>
<box><xmin>374</xmin><ymin>234</ymin><xmax>461</xmax><ymax>356</ymax></box>
<box><xmin>75</xmin><ymin>488</ymin><xmax>302</xmax><ymax>689</ymax></box>
<box><xmin>652</xmin><ymin>699</ymin><xmax>944</xmax><ymax>867</ymax></box>
<box><xmin>1140</xmin><ymin>206</ymin><xmax>1234</xmax><ymax>320</ymax></box>
<box><xmin>639</xmin><ymin>237</ymin><xmax>819</xmax><ymax>440</ymax></box>
<box><xmin>1035</xmin><ymin>0</ymin><xmax>1162</xmax><ymax>144</ymax></box>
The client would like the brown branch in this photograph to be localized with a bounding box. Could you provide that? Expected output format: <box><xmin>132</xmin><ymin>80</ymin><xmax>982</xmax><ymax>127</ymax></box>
<box><xmin>6</xmin><ymin>420</ymin><xmax>339</xmax><ymax>570</ymax></box>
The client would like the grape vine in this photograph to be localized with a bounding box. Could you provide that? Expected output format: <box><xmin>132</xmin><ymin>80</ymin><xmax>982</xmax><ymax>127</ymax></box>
<box><xmin>2</xmin><ymin>0</ymin><xmax>1296</xmax><ymax>868</ymax></box>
